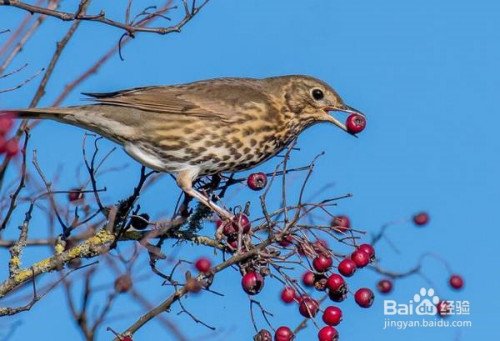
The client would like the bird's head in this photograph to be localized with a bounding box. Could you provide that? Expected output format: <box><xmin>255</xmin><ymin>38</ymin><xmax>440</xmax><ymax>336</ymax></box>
<box><xmin>266</xmin><ymin>75</ymin><xmax>364</xmax><ymax>133</ymax></box>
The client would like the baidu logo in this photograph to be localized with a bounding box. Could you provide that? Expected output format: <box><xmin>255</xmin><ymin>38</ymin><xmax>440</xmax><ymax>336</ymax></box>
<box><xmin>384</xmin><ymin>287</ymin><xmax>439</xmax><ymax>316</ymax></box>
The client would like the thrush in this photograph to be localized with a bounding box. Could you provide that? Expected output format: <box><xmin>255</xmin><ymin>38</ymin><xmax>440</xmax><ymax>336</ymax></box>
<box><xmin>4</xmin><ymin>75</ymin><xmax>364</xmax><ymax>218</ymax></box>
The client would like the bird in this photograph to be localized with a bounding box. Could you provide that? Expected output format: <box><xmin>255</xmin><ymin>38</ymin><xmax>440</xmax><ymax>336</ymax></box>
<box><xmin>3</xmin><ymin>75</ymin><xmax>364</xmax><ymax>219</ymax></box>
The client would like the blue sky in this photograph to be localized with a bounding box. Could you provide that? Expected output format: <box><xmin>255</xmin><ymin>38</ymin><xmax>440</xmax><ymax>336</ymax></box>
<box><xmin>1</xmin><ymin>0</ymin><xmax>499</xmax><ymax>340</ymax></box>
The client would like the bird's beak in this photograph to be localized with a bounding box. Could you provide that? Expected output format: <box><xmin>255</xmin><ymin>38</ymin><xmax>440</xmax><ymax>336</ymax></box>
<box><xmin>323</xmin><ymin>104</ymin><xmax>365</xmax><ymax>133</ymax></box>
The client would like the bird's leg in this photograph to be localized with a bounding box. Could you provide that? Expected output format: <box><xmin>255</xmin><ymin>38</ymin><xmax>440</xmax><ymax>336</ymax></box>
<box><xmin>176</xmin><ymin>168</ymin><xmax>233</xmax><ymax>222</ymax></box>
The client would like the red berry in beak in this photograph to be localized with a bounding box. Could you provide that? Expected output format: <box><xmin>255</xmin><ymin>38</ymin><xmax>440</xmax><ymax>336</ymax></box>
<box><xmin>346</xmin><ymin>114</ymin><xmax>366</xmax><ymax>134</ymax></box>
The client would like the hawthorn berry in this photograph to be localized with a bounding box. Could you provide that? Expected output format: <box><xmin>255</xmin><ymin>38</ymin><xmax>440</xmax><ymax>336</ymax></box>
<box><xmin>449</xmin><ymin>274</ymin><xmax>464</xmax><ymax>290</ymax></box>
<box><xmin>338</xmin><ymin>258</ymin><xmax>357</xmax><ymax>277</ymax></box>
<box><xmin>274</xmin><ymin>326</ymin><xmax>294</xmax><ymax>341</ymax></box>
<box><xmin>280</xmin><ymin>287</ymin><xmax>296</xmax><ymax>304</ymax></box>
<box><xmin>242</xmin><ymin>272</ymin><xmax>264</xmax><ymax>295</ymax></box>
<box><xmin>0</xmin><ymin>116</ymin><xmax>14</xmax><ymax>135</ymax></box>
<box><xmin>322</xmin><ymin>306</ymin><xmax>342</xmax><ymax>326</ymax></box>
<box><xmin>194</xmin><ymin>257</ymin><xmax>211</xmax><ymax>273</ymax></box>
<box><xmin>358</xmin><ymin>243</ymin><xmax>375</xmax><ymax>261</ymax></box>
<box><xmin>346</xmin><ymin>114</ymin><xmax>366</xmax><ymax>134</ymax></box>
<box><xmin>302</xmin><ymin>271</ymin><xmax>315</xmax><ymax>287</ymax></box>
<box><xmin>247</xmin><ymin>172</ymin><xmax>267</xmax><ymax>191</ymax></box>
<box><xmin>413</xmin><ymin>212</ymin><xmax>430</xmax><ymax>226</ymax></box>
<box><xmin>298</xmin><ymin>296</ymin><xmax>319</xmax><ymax>318</ymax></box>
<box><xmin>68</xmin><ymin>188</ymin><xmax>84</xmax><ymax>202</ymax></box>
<box><xmin>354</xmin><ymin>288</ymin><xmax>374</xmax><ymax>308</ymax></box>
<box><xmin>278</xmin><ymin>234</ymin><xmax>294</xmax><ymax>247</ymax></box>
<box><xmin>376</xmin><ymin>279</ymin><xmax>393</xmax><ymax>294</ymax></box>
<box><xmin>130</xmin><ymin>213</ymin><xmax>150</xmax><ymax>230</ymax></box>
<box><xmin>2</xmin><ymin>138</ymin><xmax>19</xmax><ymax>157</ymax></box>
<box><xmin>233</xmin><ymin>213</ymin><xmax>251</xmax><ymax>233</ymax></box>
<box><xmin>312</xmin><ymin>239</ymin><xmax>329</xmax><ymax>255</ymax></box>
<box><xmin>326</xmin><ymin>274</ymin><xmax>347</xmax><ymax>293</ymax></box>
<box><xmin>318</xmin><ymin>326</ymin><xmax>339</xmax><ymax>341</ymax></box>
<box><xmin>254</xmin><ymin>329</ymin><xmax>272</xmax><ymax>341</ymax></box>
<box><xmin>313</xmin><ymin>254</ymin><xmax>333</xmax><ymax>272</ymax></box>
<box><xmin>114</xmin><ymin>274</ymin><xmax>132</xmax><ymax>293</ymax></box>
<box><xmin>351</xmin><ymin>249</ymin><xmax>371</xmax><ymax>268</ymax></box>
<box><xmin>331</xmin><ymin>215</ymin><xmax>350</xmax><ymax>233</ymax></box>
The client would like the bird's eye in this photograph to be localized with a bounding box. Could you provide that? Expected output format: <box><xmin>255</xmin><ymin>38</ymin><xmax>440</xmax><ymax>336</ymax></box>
<box><xmin>311</xmin><ymin>88</ymin><xmax>324</xmax><ymax>101</ymax></box>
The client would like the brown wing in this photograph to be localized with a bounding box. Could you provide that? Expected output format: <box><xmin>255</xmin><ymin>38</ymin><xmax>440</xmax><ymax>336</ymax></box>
<box><xmin>82</xmin><ymin>78</ymin><xmax>268</xmax><ymax>123</ymax></box>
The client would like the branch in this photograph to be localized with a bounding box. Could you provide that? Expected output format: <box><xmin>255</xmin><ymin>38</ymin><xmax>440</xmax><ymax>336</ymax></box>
<box><xmin>0</xmin><ymin>0</ymin><xmax>210</xmax><ymax>36</ymax></box>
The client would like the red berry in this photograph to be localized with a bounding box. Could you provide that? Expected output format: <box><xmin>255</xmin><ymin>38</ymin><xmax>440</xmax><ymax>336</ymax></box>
<box><xmin>274</xmin><ymin>326</ymin><xmax>294</xmax><ymax>341</ymax></box>
<box><xmin>376</xmin><ymin>279</ymin><xmax>393</xmax><ymax>294</ymax></box>
<box><xmin>436</xmin><ymin>300</ymin><xmax>451</xmax><ymax>316</ymax></box>
<box><xmin>114</xmin><ymin>274</ymin><xmax>132</xmax><ymax>293</ymax></box>
<box><xmin>358</xmin><ymin>244</ymin><xmax>375</xmax><ymax>260</ymax></box>
<box><xmin>351</xmin><ymin>249</ymin><xmax>370</xmax><ymax>268</ymax></box>
<box><xmin>413</xmin><ymin>212</ymin><xmax>429</xmax><ymax>226</ymax></box>
<box><xmin>280</xmin><ymin>287</ymin><xmax>296</xmax><ymax>304</ymax></box>
<box><xmin>312</xmin><ymin>239</ymin><xmax>329</xmax><ymax>255</ymax></box>
<box><xmin>130</xmin><ymin>213</ymin><xmax>150</xmax><ymax>230</ymax></box>
<box><xmin>318</xmin><ymin>326</ymin><xmax>339</xmax><ymax>341</ymax></box>
<box><xmin>247</xmin><ymin>172</ymin><xmax>267</xmax><ymax>191</ymax></box>
<box><xmin>338</xmin><ymin>258</ymin><xmax>357</xmax><ymax>277</ymax></box>
<box><xmin>233</xmin><ymin>214</ymin><xmax>251</xmax><ymax>233</ymax></box>
<box><xmin>331</xmin><ymin>215</ymin><xmax>350</xmax><ymax>233</ymax></box>
<box><xmin>326</xmin><ymin>274</ymin><xmax>346</xmax><ymax>293</ymax></box>
<box><xmin>2</xmin><ymin>138</ymin><xmax>19</xmax><ymax>157</ymax></box>
<box><xmin>194</xmin><ymin>257</ymin><xmax>211</xmax><ymax>273</ymax></box>
<box><xmin>254</xmin><ymin>329</ymin><xmax>273</xmax><ymax>341</ymax></box>
<box><xmin>122</xmin><ymin>337</ymin><xmax>133</xmax><ymax>341</ymax></box>
<box><xmin>222</xmin><ymin>214</ymin><xmax>251</xmax><ymax>236</ymax></box>
<box><xmin>449</xmin><ymin>274</ymin><xmax>464</xmax><ymax>290</ymax></box>
<box><xmin>302</xmin><ymin>271</ymin><xmax>315</xmax><ymax>287</ymax></box>
<box><xmin>278</xmin><ymin>234</ymin><xmax>294</xmax><ymax>247</ymax></box>
<box><xmin>242</xmin><ymin>272</ymin><xmax>264</xmax><ymax>295</ymax></box>
<box><xmin>68</xmin><ymin>188</ymin><xmax>84</xmax><ymax>202</ymax></box>
<box><xmin>346</xmin><ymin>114</ymin><xmax>366</xmax><ymax>134</ymax></box>
<box><xmin>0</xmin><ymin>116</ymin><xmax>14</xmax><ymax>135</ymax></box>
<box><xmin>298</xmin><ymin>296</ymin><xmax>319</xmax><ymax>318</ymax></box>
<box><xmin>322</xmin><ymin>306</ymin><xmax>342</xmax><ymax>326</ymax></box>
<box><xmin>313</xmin><ymin>254</ymin><xmax>333</xmax><ymax>272</ymax></box>
<box><xmin>354</xmin><ymin>288</ymin><xmax>374</xmax><ymax>308</ymax></box>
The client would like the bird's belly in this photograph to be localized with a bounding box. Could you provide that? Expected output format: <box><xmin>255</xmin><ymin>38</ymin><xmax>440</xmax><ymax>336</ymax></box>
<box><xmin>123</xmin><ymin>134</ymin><xmax>287</xmax><ymax>176</ymax></box>
<box><xmin>124</xmin><ymin>142</ymin><xmax>189</xmax><ymax>173</ymax></box>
